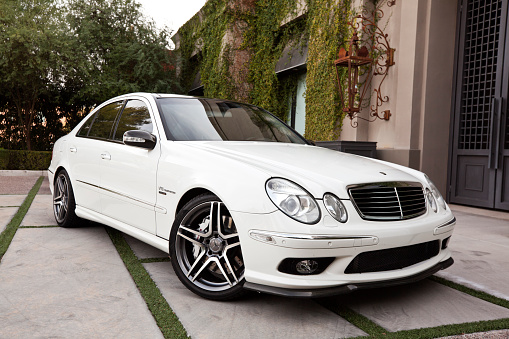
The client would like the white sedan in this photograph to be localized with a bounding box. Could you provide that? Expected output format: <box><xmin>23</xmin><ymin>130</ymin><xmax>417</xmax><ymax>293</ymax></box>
<box><xmin>48</xmin><ymin>93</ymin><xmax>455</xmax><ymax>300</ymax></box>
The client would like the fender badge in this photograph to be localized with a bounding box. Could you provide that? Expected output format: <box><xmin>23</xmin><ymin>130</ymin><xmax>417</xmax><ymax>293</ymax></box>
<box><xmin>158</xmin><ymin>186</ymin><xmax>175</xmax><ymax>195</ymax></box>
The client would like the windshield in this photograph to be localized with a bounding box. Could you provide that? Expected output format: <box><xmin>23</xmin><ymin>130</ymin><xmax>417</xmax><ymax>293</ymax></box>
<box><xmin>157</xmin><ymin>98</ymin><xmax>307</xmax><ymax>144</ymax></box>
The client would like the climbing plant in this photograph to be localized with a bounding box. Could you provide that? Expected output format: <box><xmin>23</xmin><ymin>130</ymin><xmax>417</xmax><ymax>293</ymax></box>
<box><xmin>305</xmin><ymin>0</ymin><xmax>352</xmax><ymax>140</ymax></box>
<box><xmin>176</xmin><ymin>0</ymin><xmax>354</xmax><ymax>140</ymax></box>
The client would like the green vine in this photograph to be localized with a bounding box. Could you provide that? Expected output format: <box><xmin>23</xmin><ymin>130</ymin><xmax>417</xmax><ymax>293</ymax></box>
<box><xmin>305</xmin><ymin>0</ymin><xmax>352</xmax><ymax>140</ymax></box>
<box><xmin>176</xmin><ymin>0</ymin><xmax>354</xmax><ymax>140</ymax></box>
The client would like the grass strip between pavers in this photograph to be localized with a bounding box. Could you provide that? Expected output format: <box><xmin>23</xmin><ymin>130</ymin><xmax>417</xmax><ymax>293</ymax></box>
<box><xmin>431</xmin><ymin>275</ymin><xmax>509</xmax><ymax>310</ymax></box>
<box><xmin>317</xmin><ymin>276</ymin><xmax>509</xmax><ymax>339</ymax></box>
<box><xmin>0</xmin><ymin>176</ymin><xmax>43</xmax><ymax>261</ymax></box>
<box><xmin>19</xmin><ymin>225</ymin><xmax>59</xmax><ymax>228</ymax></box>
<box><xmin>105</xmin><ymin>227</ymin><xmax>188</xmax><ymax>339</ymax></box>
<box><xmin>316</xmin><ymin>299</ymin><xmax>389</xmax><ymax>337</ymax></box>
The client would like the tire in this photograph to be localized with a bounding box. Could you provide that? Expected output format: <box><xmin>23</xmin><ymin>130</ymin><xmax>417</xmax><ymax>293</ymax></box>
<box><xmin>170</xmin><ymin>193</ymin><xmax>246</xmax><ymax>300</ymax></box>
<box><xmin>53</xmin><ymin>170</ymin><xmax>83</xmax><ymax>228</ymax></box>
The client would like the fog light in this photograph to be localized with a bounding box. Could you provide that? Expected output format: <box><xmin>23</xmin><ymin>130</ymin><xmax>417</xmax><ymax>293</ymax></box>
<box><xmin>295</xmin><ymin>260</ymin><xmax>319</xmax><ymax>274</ymax></box>
<box><xmin>278</xmin><ymin>257</ymin><xmax>334</xmax><ymax>275</ymax></box>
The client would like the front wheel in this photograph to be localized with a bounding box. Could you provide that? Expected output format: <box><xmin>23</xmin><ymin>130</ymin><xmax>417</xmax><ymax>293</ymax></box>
<box><xmin>170</xmin><ymin>194</ymin><xmax>246</xmax><ymax>300</ymax></box>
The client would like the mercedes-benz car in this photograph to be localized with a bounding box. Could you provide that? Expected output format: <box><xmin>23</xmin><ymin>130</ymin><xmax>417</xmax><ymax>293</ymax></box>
<box><xmin>48</xmin><ymin>93</ymin><xmax>455</xmax><ymax>300</ymax></box>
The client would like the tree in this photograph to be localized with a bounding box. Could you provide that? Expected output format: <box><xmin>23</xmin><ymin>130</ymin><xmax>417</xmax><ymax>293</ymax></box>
<box><xmin>0</xmin><ymin>0</ymin><xmax>67</xmax><ymax>150</ymax></box>
<box><xmin>65</xmin><ymin>0</ymin><xmax>179</xmax><ymax>113</ymax></box>
<box><xmin>0</xmin><ymin>0</ymin><xmax>179</xmax><ymax>150</ymax></box>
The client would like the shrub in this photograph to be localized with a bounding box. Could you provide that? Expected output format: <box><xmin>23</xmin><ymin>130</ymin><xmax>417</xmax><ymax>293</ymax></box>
<box><xmin>0</xmin><ymin>149</ymin><xmax>52</xmax><ymax>170</ymax></box>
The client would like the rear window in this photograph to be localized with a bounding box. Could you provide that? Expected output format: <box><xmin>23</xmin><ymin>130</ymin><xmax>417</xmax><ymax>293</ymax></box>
<box><xmin>77</xmin><ymin>101</ymin><xmax>124</xmax><ymax>139</ymax></box>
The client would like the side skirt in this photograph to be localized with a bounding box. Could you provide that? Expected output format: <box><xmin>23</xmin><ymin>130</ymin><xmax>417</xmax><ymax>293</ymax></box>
<box><xmin>75</xmin><ymin>205</ymin><xmax>170</xmax><ymax>254</ymax></box>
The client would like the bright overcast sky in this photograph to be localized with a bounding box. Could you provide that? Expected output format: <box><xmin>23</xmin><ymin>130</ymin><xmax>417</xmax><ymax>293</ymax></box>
<box><xmin>136</xmin><ymin>0</ymin><xmax>207</xmax><ymax>34</ymax></box>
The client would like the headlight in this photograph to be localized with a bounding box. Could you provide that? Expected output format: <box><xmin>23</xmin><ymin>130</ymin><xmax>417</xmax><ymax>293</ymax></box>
<box><xmin>266</xmin><ymin>178</ymin><xmax>320</xmax><ymax>224</ymax></box>
<box><xmin>426</xmin><ymin>188</ymin><xmax>438</xmax><ymax>213</ymax></box>
<box><xmin>323</xmin><ymin>193</ymin><xmax>348</xmax><ymax>223</ymax></box>
<box><xmin>425</xmin><ymin>175</ymin><xmax>447</xmax><ymax>211</ymax></box>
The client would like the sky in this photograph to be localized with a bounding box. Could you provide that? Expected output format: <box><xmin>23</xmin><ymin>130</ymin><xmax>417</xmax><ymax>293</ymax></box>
<box><xmin>135</xmin><ymin>0</ymin><xmax>207</xmax><ymax>34</ymax></box>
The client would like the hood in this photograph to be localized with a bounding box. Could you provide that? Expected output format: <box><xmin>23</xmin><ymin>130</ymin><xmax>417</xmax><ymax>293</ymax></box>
<box><xmin>182</xmin><ymin>141</ymin><xmax>423</xmax><ymax>199</ymax></box>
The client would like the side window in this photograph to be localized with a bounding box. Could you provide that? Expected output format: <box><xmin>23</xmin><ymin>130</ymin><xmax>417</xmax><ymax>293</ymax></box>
<box><xmin>82</xmin><ymin>101</ymin><xmax>124</xmax><ymax>139</ymax></box>
<box><xmin>76</xmin><ymin>114</ymin><xmax>95</xmax><ymax>137</ymax></box>
<box><xmin>113</xmin><ymin>99</ymin><xmax>153</xmax><ymax>141</ymax></box>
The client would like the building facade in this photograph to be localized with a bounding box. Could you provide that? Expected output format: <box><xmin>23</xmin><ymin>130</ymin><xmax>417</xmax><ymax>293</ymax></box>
<box><xmin>174</xmin><ymin>0</ymin><xmax>509</xmax><ymax>212</ymax></box>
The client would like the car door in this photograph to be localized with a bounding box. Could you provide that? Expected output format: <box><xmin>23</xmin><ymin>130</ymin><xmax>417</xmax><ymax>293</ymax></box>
<box><xmin>99</xmin><ymin>98</ymin><xmax>160</xmax><ymax>234</ymax></box>
<box><xmin>69</xmin><ymin>101</ymin><xmax>124</xmax><ymax>213</ymax></box>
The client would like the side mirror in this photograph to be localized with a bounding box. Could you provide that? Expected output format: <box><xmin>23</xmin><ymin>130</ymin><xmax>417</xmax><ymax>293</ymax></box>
<box><xmin>123</xmin><ymin>130</ymin><xmax>157</xmax><ymax>150</ymax></box>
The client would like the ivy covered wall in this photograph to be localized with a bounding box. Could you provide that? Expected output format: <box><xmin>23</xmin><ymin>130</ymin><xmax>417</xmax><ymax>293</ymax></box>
<box><xmin>174</xmin><ymin>0</ymin><xmax>352</xmax><ymax>141</ymax></box>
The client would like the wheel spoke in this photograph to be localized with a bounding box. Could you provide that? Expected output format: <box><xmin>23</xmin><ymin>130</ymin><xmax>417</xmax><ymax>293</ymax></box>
<box><xmin>57</xmin><ymin>177</ymin><xmax>64</xmax><ymax>194</ymax></box>
<box><xmin>213</xmin><ymin>257</ymin><xmax>233</xmax><ymax>286</ymax></box>
<box><xmin>186</xmin><ymin>249</ymin><xmax>206</xmax><ymax>278</ymax></box>
<box><xmin>218</xmin><ymin>215</ymin><xmax>238</xmax><ymax>239</ymax></box>
<box><xmin>179</xmin><ymin>225</ymin><xmax>208</xmax><ymax>239</ymax></box>
<box><xmin>58</xmin><ymin>203</ymin><xmax>66</xmax><ymax>219</ymax></box>
<box><xmin>222</xmin><ymin>253</ymin><xmax>238</xmax><ymax>283</ymax></box>
<box><xmin>53</xmin><ymin>194</ymin><xmax>62</xmax><ymax>204</ymax></box>
<box><xmin>190</xmin><ymin>257</ymin><xmax>214</xmax><ymax>282</ymax></box>
<box><xmin>177</xmin><ymin>230</ymin><xmax>205</xmax><ymax>247</ymax></box>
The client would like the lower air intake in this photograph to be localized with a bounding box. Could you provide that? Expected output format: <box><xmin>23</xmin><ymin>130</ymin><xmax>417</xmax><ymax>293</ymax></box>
<box><xmin>345</xmin><ymin>240</ymin><xmax>440</xmax><ymax>274</ymax></box>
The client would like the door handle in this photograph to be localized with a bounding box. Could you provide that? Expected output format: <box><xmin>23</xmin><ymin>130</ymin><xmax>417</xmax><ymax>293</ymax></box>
<box><xmin>69</xmin><ymin>147</ymin><xmax>77</xmax><ymax>153</ymax></box>
<box><xmin>100</xmin><ymin>152</ymin><xmax>111</xmax><ymax>160</ymax></box>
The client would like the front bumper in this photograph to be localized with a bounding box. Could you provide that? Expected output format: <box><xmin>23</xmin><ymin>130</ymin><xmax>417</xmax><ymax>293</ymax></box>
<box><xmin>244</xmin><ymin>257</ymin><xmax>454</xmax><ymax>298</ymax></box>
<box><xmin>231</xmin><ymin>200</ymin><xmax>455</xmax><ymax>291</ymax></box>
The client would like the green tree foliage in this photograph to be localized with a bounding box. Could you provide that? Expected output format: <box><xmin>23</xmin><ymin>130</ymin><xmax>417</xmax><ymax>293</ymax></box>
<box><xmin>0</xmin><ymin>0</ymin><xmax>178</xmax><ymax>151</ymax></box>
<box><xmin>65</xmin><ymin>0</ymin><xmax>179</xmax><ymax>107</ymax></box>
<box><xmin>0</xmin><ymin>0</ymin><xmax>68</xmax><ymax>150</ymax></box>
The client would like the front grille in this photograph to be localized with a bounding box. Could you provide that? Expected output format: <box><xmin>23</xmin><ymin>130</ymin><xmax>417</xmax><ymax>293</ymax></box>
<box><xmin>345</xmin><ymin>240</ymin><xmax>440</xmax><ymax>274</ymax></box>
<box><xmin>349</xmin><ymin>182</ymin><xmax>426</xmax><ymax>221</ymax></box>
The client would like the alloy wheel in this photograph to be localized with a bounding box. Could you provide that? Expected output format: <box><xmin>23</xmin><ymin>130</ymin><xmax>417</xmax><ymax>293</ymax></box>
<box><xmin>53</xmin><ymin>173</ymin><xmax>69</xmax><ymax>224</ymax></box>
<box><xmin>175</xmin><ymin>201</ymin><xmax>245</xmax><ymax>292</ymax></box>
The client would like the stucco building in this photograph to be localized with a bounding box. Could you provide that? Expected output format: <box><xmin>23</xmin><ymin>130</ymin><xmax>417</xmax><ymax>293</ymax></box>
<box><xmin>173</xmin><ymin>0</ymin><xmax>509</xmax><ymax>212</ymax></box>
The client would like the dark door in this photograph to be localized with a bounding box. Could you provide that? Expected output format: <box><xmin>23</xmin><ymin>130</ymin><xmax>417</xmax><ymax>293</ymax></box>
<box><xmin>450</xmin><ymin>0</ymin><xmax>509</xmax><ymax>210</ymax></box>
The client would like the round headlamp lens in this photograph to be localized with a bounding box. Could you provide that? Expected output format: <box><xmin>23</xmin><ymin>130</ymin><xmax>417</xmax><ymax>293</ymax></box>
<box><xmin>266</xmin><ymin>178</ymin><xmax>320</xmax><ymax>224</ymax></box>
<box><xmin>426</xmin><ymin>188</ymin><xmax>438</xmax><ymax>213</ymax></box>
<box><xmin>323</xmin><ymin>193</ymin><xmax>348</xmax><ymax>223</ymax></box>
<box><xmin>425</xmin><ymin>175</ymin><xmax>447</xmax><ymax>211</ymax></box>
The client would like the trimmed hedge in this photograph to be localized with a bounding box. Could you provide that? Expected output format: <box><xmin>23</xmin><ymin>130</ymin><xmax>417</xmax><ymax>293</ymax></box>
<box><xmin>0</xmin><ymin>150</ymin><xmax>52</xmax><ymax>170</ymax></box>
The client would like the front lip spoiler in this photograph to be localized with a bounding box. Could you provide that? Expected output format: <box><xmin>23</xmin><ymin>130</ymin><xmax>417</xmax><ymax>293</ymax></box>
<box><xmin>243</xmin><ymin>257</ymin><xmax>454</xmax><ymax>298</ymax></box>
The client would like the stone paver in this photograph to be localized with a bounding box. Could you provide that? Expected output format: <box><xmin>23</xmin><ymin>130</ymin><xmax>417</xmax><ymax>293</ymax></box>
<box><xmin>338</xmin><ymin>279</ymin><xmax>509</xmax><ymax>332</ymax></box>
<box><xmin>0</xmin><ymin>207</ymin><xmax>18</xmax><ymax>233</ymax></box>
<box><xmin>38</xmin><ymin>176</ymin><xmax>52</xmax><ymax>195</ymax></box>
<box><xmin>144</xmin><ymin>261</ymin><xmax>367</xmax><ymax>339</ymax></box>
<box><xmin>440</xmin><ymin>329</ymin><xmax>509</xmax><ymax>339</ymax></box>
<box><xmin>437</xmin><ymin>207</ymin><xmax>509</xmax><ymax>301</ymax></box>
<box><xmin>0</xmin><ymin>227</ymin><xmax>163</xmax><ymax>339</ymax></box>
<box><xmin>20</xmin><ymin>195</ymin><xmax>56</xmax><ymax>226</ymax></box>
<box><xmin>0</xmin><ymin>176</ymin><xmax>38</xmax><ymax>195</ymax></box>
<box><xmin>124</xmin><ymin>234</ymin><xmax>168</xmax><ymax>259</ymax></box>
<box><xmin>0</xmin><ymin>195</ymin><xmax>26</xmax><ymax>207</ymax></box>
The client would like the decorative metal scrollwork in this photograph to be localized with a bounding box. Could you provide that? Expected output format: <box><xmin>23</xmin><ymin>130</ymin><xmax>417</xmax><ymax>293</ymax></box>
<box><xmin>335</xmin><ymin>8</ymin><xmax>395</xmax><ymax>128</ymax></box>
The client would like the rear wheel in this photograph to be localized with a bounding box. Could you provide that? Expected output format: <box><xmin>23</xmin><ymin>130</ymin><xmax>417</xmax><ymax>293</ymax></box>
<box><xmin>53</xmin><ymin>170</ymin><xmax>82</xmax><ymax>228</ymax></box>
<box><xmin>170</xmin><ymin>194</ymin><xmax>246</xmax><ymax>300</ymax></box>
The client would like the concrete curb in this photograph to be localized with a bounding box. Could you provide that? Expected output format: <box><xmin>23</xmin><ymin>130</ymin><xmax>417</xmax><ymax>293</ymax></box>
<box><xmin>0</xmin><ymin>170</ymin><xmax>48</xmax><ymax>177</ymax></box>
